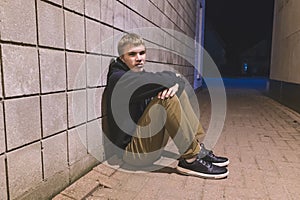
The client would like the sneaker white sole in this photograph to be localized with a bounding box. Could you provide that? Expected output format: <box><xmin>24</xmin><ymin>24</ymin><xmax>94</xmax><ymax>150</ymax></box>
<box><xmin>213</xmin><ymin>160</ymin><xmax>230</xmax><ymax>167</ymax></box>
<box><xmin>176</xmin><ymin>166</ymin><xmax>229</xmax><ymax>179</ymax></box>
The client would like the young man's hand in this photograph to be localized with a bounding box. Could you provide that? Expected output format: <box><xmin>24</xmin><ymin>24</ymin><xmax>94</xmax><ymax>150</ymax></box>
<box><xmin>158</xmin><ymin>83</ymin><xmax>179</xmax><ymax>99</ymax></box>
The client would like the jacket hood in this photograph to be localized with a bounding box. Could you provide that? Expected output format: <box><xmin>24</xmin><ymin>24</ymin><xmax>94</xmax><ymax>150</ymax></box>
<box><xmin>106</xmin><ymin>57</ymin><xmax>130</xmax><ymax>85</ymax></box>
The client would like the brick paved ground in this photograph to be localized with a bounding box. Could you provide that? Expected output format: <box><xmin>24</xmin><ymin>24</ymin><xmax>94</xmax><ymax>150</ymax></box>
<box><xmin>54</xmin><ymin>79</ymin><xmax>300</xmax><ymax>200</ymax></box>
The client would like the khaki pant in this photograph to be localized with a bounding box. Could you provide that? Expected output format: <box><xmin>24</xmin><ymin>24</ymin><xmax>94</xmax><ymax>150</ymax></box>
<box><xmin>123</xmin><ymin>91</ymin><xmax>205</xmax><ymax>166</ymax></box>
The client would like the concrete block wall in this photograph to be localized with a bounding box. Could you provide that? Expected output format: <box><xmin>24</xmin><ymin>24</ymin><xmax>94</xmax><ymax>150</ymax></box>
<box><xmin>0</xmin><ymin>0</ymin><xmax>199</xmax><ymax>199</ymax></box>
<box><xmin>270</xmin><ymin>0</ymin><xmax>300</xmax><ymax>84</ymax></box>
<box><xmin>269</xmin><ymin>0</ymin><xmax>300</xmax><ymax>113</ymax></box>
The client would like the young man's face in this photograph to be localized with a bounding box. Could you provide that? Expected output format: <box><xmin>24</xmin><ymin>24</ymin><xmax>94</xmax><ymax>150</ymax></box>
<box><xmin>120</xmin><ymin>45</ymin><xmax>146</xmax><ymax>72</ymax></box>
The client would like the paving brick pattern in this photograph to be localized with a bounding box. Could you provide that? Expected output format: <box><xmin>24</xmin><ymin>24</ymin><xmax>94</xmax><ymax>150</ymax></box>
<box><xmin>55</xmin><ymin>86</ymin><xmax>300</xmax><ymax>200</ymax></box>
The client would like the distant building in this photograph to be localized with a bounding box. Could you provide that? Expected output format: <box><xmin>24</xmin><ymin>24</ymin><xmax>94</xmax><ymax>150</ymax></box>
<box><xmin>240</xmin><ymin>39</ymin><xmax>271</xmax><ymax>76</ymax></box>
<box><xmin>204</xmin><ymin>22</ymin><xmax>227</xmax><ymax>73</ymax></box>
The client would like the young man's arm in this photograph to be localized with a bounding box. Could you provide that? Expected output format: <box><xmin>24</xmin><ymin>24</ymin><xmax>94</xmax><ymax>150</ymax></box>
<box><xmin>157</xmin><ymin>83</ymin><xmax>179</xmax><ymax>99</ymax></box>
<box><xmin>157</xmin><ymin>73</ymin><xmax>182</xmax><ymax>99</ymax></box>
<box><xmin>115</xmin><ymin>70</ymin><xmax>185</xmax><ymax>102</ymax></box>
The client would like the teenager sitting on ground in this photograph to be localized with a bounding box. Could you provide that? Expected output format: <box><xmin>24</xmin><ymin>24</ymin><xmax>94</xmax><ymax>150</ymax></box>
<box><xmin>105</xmin><ymin>33</ymin><xmax>229</xmax><ymax>179</ymax></box>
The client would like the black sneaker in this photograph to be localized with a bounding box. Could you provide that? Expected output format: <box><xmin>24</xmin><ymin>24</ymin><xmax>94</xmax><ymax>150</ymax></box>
<box><xmin>199</xmin><ymin>143</ymin><xmax>229</xmax><ymax>167</ymax></box>
<box><xmin>177</xmin><ymin>157</ymin><xmax>229</xmax><ymax>179</ymax></box>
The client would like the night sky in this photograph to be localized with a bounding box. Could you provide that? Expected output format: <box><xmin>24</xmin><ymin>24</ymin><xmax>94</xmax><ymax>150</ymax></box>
<box><xmin>205</xmin><ymin>0</ymin><xmax>275</xmax><ymax>69</ymax></box>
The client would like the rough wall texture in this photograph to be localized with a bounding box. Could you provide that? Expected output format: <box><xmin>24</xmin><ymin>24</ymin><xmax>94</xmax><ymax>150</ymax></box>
<box><xmin>269</xmin><ymin>0</ymin><xmax>300</xmax><ymax>113</ymax></box>
<box><xmin>0</xmin><ymin>0</ymin><xmax>199</xmax><ymax>199</ymax></box>
<box><xmin>270</xmin><ymin>0</ymin><xmax>300</xmax><ymax>84</ymax></box>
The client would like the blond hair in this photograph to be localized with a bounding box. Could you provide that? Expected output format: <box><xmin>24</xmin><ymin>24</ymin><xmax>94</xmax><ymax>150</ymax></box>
<box><xmin>118</xmin><ymin>33</ymin><xmax>145</xmax><ymax>56</ymax></box>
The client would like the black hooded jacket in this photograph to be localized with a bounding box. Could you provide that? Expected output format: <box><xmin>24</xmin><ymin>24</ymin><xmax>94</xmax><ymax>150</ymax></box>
<box><xmin>105</xmin><ymin>57</ymin><xmax>185</xmax><ymax>150</ymax></box>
